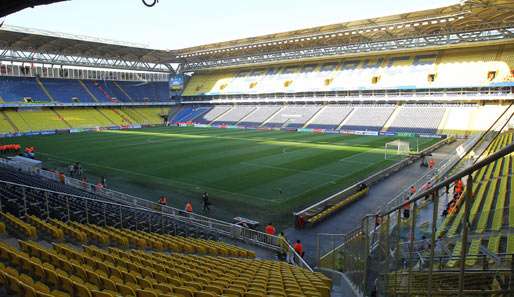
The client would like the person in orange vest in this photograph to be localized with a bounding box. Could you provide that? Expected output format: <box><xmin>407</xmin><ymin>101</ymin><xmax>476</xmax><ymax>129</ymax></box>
<box><xmin>265</xmin><ymin>223</ymin><xmax>276</xmax><ymax>236</ymax></box>
<box><xmin>428</xmin><ymin>159</ymin><xmax>435</xmax><ymax>169</ymax></box>
<box><xmin>293</xmin><ymin>240</ymin><xmax>304</xmax><ymax>257</ymax></box>
<box><xmin>159</xmin><ymin>196</ymin><xmax>168</xmax><ymax>206</ymax></box>
<box><xmin>409</xmin><ymin>185</ymin><xmax>416</xmax><ymax>197</ymax></box>
<box><xmin>58</xmin><ymin>172</ymin><xmax>65</xmax><ymax>184</ymax></box>
<box><xmin>185</xmin><ymin>201</ymin><xmax>193</xmax><ymax>213</ymax></box>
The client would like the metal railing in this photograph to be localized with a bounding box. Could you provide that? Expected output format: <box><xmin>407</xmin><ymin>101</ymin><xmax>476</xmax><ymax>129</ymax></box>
<box><xmin>318</xmin><ymin>139</ymin><xmax>514</xmax><ymax>296</ymax></box>
<box><xmin>0</xmin><ymin>163</ymin><xmax>314</xmax><ymax>271</ymax></box>
<box><xmin>294</xmin><ymin>136</ymin><xmax>451</xmax><ymax>226</ymax></box>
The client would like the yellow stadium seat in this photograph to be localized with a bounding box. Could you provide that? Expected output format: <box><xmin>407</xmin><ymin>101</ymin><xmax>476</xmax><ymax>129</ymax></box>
<box><xmin>49</xmin><ymin>291</ymin><xmax>71</xmax><ymax>297</ymax></box>
<box><xmin>91</xmin><ymin>291</ymin><xmax>117</xmax><ymax>297</ymax></box>
<box><xmin>58</xmin><ymin>275</ymin><xmax>75</xmax><ymax>296</ymax></box>
<box><xmin>203</xmin><ymin>285</ymin><xmax>223</xmax><ymax>294</ymax></box>
<box><xmin>137</xmin><ymin>289</ymin><xmax>159</xmax><ymax>297</ymax></box>
<box><xmin>195</xmin><ymin>291</ymin><xmax>217</xmax><ymax>297</ymax></box>
<box><xmin>74</xmin><ymin>281</ymin><xmax>94</xmax><ymax>297</ymax></box>
<box><xmin>20</xmin><ymin>282</ymin><xmax>38</xmax><ymax>297</ymax></box>
<box><xmin>175</xmin><ymin>287</ymin><xmax>196</xmax><ymax>297</ymax></box>
<box><xmin>5</xmin><ymin>272</ymin><xmax>23</xmax><ymax>295</ymax></box>
<box><xmin>116</xmin><ymin>283</ymin><xmax>136</xmax><ymax>296</ymax></box>
<box><xmin>243</xmin><ymin>292</ymin><xmax>264</xmax><ymax>297</ymax></box>
<box><xmin>223</xmin><ymin>290</ymin><xmax>243</xmax><ymax>297</ymax></box>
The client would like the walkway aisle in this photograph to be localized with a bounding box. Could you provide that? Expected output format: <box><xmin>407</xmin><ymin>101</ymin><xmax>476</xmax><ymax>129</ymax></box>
<box><xmin>284</xmin><ymin>140</ymin><xmax>464</xmax><ymax>265</ymax></box>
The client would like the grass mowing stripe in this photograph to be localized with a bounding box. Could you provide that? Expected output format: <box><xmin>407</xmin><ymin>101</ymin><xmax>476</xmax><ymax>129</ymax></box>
<box><xmin>14</xmin><ymin>126</ymin><xmax>440</xmax><ymax>224</ymax></box>
<box><xmin>37</xmin><ymin>151</ymin><xmax>268</xmax><ymax>202</ymax></box>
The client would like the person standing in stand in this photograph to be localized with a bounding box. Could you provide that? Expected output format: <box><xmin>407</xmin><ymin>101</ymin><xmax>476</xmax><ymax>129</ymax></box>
<box><xmin>293</xmin><ymin>240</ymin><xmax>304</xmax><ymax>258</ymax></box>
<box><xmin>202</xmin><ymin>192</ymin><xmax>211</xmax><ymax>213</ymax></box>
<box><xmin>265</xmin><ymin>223</ymin><xmax>276</xmax><ymax>236</ymax></box>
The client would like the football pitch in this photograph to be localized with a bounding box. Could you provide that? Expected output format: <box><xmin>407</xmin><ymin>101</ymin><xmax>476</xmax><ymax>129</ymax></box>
<box><xmin>14</xmin><ymin>126</ymin><xmax>438</xmax><ymax>224</ymax></box>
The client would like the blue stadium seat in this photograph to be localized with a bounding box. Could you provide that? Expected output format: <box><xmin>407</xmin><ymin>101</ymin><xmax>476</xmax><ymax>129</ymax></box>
<box><xmin>41</xmin><ymin>78</ymin><xmax>95</xmax><ymax>103</ymax></box>
<box><xmin>0</xmin><ymin>76</ymin><xmax>50</xmax><ymax>103</ymax></box>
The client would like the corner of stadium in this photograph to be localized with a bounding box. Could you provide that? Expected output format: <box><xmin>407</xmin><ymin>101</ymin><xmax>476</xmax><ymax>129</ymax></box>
<box><xmin>0</xmin><ymin>0</ymin><xmax>513</xmax><ymax>296</ymax></box>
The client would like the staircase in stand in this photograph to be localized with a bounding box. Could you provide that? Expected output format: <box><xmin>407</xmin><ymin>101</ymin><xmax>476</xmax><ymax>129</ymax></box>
<box><xmin>35</xmin><ymin>77</ymin><xmax>55</xmax><ymax>102</ymax></box>
<box><xmin>1</xmin><ymin>111</ymin><xmax>18</xmax><ymax>132</ymax></box>
<box><xmin>95</xmin><ymin>108</ymin><xmax>117</xmax><ymax>126</ymax></box>
<box><xmin>110</xmin><ymin>108</ymin><xmax>133</xmax><ymax>126</ymax></box>
<box><xmin>380</xmin><ymin>105</ymin><xmax>401</xmax><ymax>132</ymax></box>
<box><xmin>79</xmin><ymin>80</ymin><xmax>100</xmax><ymax>102</ymax></box>
<box><xmin>94</xmin><ymin>81</ymin><xmax>118</xmax><ymax>103</ymax></box>
<box><xmin>51</xmin><ymin>108</ymin><xmax>72</xmax><ymax>128</ymax></box>
<box><xmin>113</xmin><ymin>81</ymin><xmax>133</xmax><ymax>102</ymax></box>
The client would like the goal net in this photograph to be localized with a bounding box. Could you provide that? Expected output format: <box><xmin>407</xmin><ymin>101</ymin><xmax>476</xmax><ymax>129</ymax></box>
<box><xmin>385</xmin><ymin>140</ymin><xmax>410</xmax><ymax>159</ymax></box>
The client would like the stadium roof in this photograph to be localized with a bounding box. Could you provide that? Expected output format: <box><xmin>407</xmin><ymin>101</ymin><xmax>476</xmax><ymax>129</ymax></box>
<box><xmin>0</xmin><ymin>25</ymin><xmax>174</xmax><ymax>72</ymax></box>
<box><xmin>0</xmin><ymin>0</ymin><xmax>66</xmax><ymax>18</ymax></box>
<box><xmin>0</xmin><ymin>0</ymin><xmax>513</xmax><ymax>72</ymax></box>
<box><xmin>175</xmin><ymin>0</ymin><xmax>514</xmax><ymax>70</ymax></box>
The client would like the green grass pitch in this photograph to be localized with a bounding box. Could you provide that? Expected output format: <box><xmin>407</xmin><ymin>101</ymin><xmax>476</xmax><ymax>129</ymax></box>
<box><xmin>13</xmin><ymin>126</ymin><xmax>438</xmax><ymax>225</ymax></box>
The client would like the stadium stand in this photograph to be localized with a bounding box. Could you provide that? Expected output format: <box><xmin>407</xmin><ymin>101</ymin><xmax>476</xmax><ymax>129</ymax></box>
<box><xmin>0</xmin><ymin>162</ymin><xmax>331</xmax><ymax>297</ymax></box>
<box><xmin>0</xmin><ymin>77</ymin><xmax>170</xmax><ymax>104</ymax></box>
<box><xmin>18</xmin><ymin>109</ymin><xmax>70</xmax><ymax>131</ymax></box>
<box><xmin>438</xmin><ymin>131</ymin><xmax>514</xmax><ymax>267</ymax></box>
<box><xmin>120</xmin><ymin>107</ymin><xmax>166</xmax><ymax>125</ymax></box>
<box><xmin>181</xmin><ymin>46</ymin><xmax>514</xmax><ymax>96</ymax></box>
<box><xmin>263</xmin><ymin>105</ymin><xmax>321</xmax><ymax>129</ymax></box>
<box><xmin>1</xmin><ymin>1</ymin><xmax>514</xmax><ymax>295</ymax></box>
<box><xmin>171</xmin><ymin>106</ymin><xmax>212</xmax><ymax>123</ymax></box>
<box><xmin>235</xmin><ymin>105</ymin><xmax>282</xmax><ymax>127</ymax></box>
<box><xmin>194</xmin><ymin>106</ymin><xmax>232</xmax><ymax>124</ymax></box>
<box><xmin>55</xmin><ymin>108</ymin><xmax>115</xmax><ymax>128</ymax></box>
<box><xmin>168</xmin><ymin>103</ymin><xmax>511</xmax><ymax>135</ymax></box>
<box><xmin>41</xmin><ymin>78</ymin><xmax>96</xmax><ymax>103</ymax></box>
<box><xmin>0</xmin><ymin>112</ymin><xmax>17</xmax><ymax>133</ymax></box>
<box><xmin>440</xmin><ymin>132</ymin><xmax>514</xmax><ymax>267</ymax></box>
<box><xmin>117</xmin><ymin>81</ymin><xmax>170</xmax><ymax>102</ymax></box>
<box><xmin>103</xmin><ymin>81</ymin><xmax>132</xmax><ymax>103</ymax></box>
<box><xmin>81</xmin><ymin>80</ymin><xmax>114</xmax><ymax>103</ymax></box>
<box><xmin>340</xmin><ymin>105</ymin><xmax>395</xmax><ymax>132</ymax></box>
<box><xmin>305</xmin><ymin>106</ymin><xmax>353</xmax><ymax>130</ymax></box>
<box><xmin>386</xmin><ymin>105</ymin><xmax>446</xmax><ymax>134</ymax></box>
<box><xmin>211</xmin><ymin>105</ymin><xmax>257</xmax><ymax>125</ymax></box>
<box><xmin>0</xmin><ymin>238</ymin><xmax>329</xmax><ymax>297</ymax></box>
<box><xmin>2</xmin><ymin>110</ymin><xmax>32</xmax><ymax>132</ymax></box>
<box><xmin>0</xmin><ymin>76</ymin><xmax>50</xmax><ymax>103</ymax></box>
<box><xmin>0</xmin><ymin>107</ymin><xmax>169</xmax><ymax>133</ymax></box>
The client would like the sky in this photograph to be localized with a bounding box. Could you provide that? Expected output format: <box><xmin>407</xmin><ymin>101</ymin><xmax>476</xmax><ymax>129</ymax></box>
<box><xmin>2</xmin><ymin>0</ymin><xmax>458</xmax><ymax>50</ymax></box>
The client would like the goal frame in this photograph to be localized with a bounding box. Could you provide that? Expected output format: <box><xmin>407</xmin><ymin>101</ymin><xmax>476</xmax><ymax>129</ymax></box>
<box><xmin>384</xmin><ymin>140</ymin><xmax>410</xmax><ymax>159</ymax></box>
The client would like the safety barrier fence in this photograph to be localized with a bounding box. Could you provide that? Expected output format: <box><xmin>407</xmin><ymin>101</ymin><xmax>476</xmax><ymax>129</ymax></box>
<box><xmin>0</xmin><ymin>178</ymin><xmax>313</xmax><ymax>271</ymax></box>
<box><xmin>293</xmin><ymin>135</ymin><xmax>453</xmax><ymax>227</ymax></box>
<box><xmin>317</xmin><ymin>141</ymin><xmax>514</xmax><ymax>296</ymax></box>
<box><xmin>0</xmin><ymin>163</ymin><xmax>313</xmax><ymax>271</ymax></box>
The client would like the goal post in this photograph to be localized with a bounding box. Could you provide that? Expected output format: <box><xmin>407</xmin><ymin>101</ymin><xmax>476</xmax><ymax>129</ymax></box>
<box><xmin>385</xmin><ymin>140</ymin><xmax>410</xmax><ymax>159</ymax></box>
